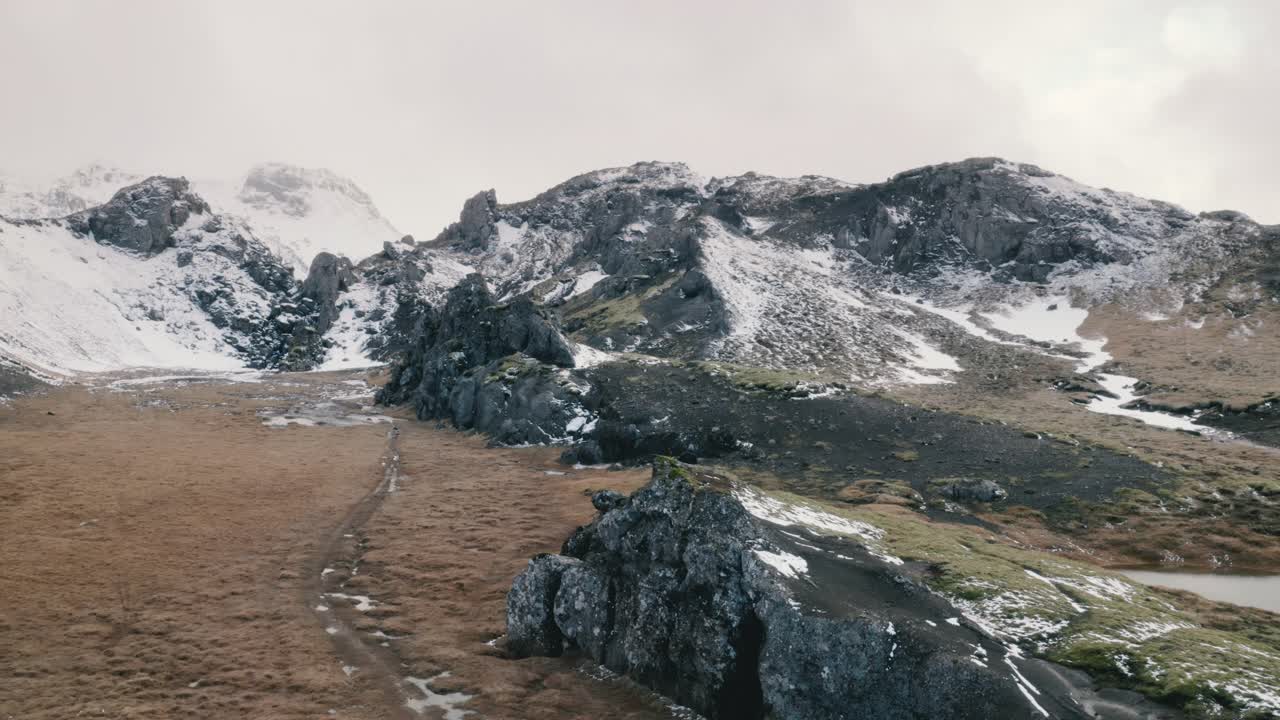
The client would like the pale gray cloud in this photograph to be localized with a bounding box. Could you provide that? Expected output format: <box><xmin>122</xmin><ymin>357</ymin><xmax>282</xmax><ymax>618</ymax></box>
<box><xmin>1</xmin><ymin>0</ymin><xmax>1273</xmax><ymax>236</ymax></box>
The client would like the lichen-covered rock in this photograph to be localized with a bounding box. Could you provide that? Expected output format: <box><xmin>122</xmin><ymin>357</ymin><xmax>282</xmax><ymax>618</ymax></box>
<box><xmin>552</xmin><ymin>562</ymin><xmax>611</xmax><ymax>659</ymax></box>
<box><xmin>506</xmin><ymin>553</ymin><xmax>579</xmax><ymax>656</ymax></box>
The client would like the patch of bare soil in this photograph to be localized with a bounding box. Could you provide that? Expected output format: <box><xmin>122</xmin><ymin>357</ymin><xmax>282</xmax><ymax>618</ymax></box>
<box><xmin>0</xmin><ymin>372</ymin><xmax>674</xmax><ymax>719</ymax></box>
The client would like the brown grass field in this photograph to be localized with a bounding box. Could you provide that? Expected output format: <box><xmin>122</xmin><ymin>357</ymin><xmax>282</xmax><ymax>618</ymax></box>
<box><xmin>0</xmin><ymin>372</ymin><xmax>669</xmax><ymax>719</ymax></box>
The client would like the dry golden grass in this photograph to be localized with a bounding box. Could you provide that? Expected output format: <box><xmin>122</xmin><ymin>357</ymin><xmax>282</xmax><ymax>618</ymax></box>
<box><xmin>892</xmin><ymin>303</ymin><xmax>1280</xmax><ymax>571</ymax></box>
<box><xmin>1084</xmin><ymin>302</ymin><xmax>1280</xmax><ymax>408</ymax></box>
<box><xmin>0</xmin><ymin>374</ymin><xmax>671</xmax><ymax>719</ymax></box>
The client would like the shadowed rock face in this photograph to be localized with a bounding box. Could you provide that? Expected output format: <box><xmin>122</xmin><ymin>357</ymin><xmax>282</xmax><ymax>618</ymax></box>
<box><xmin>435</xmin><ymin>189</ymin><xmax>498</xmax><ymax>250</ymax></box>
<box><xmin>377</xmin><ymin>274</ymin><xmax>584</xmax><ymax>444</ymax></box>
<box><xmin>68</xmin><ymin>176</ymin><xmax>209</xmax><ymax>256</ymax></box>
<box><xmin>507</xmin><ymin>461</ymin><xmax>1185</xmax><ymax>720</ymax></box>
<box><xmin>300</xmin><ymin>252</ymin><xmax>356</xmax><ymax>335</ymax></box>
<box><xmin>508</xmin><ymin>461</ymin><xmax>1028</xmax><ymax>719</ymax></box>
<box><xmin>709</xmin><ymin>157</ymin><xmax>1200</xmax><ymax>282</ymax></box>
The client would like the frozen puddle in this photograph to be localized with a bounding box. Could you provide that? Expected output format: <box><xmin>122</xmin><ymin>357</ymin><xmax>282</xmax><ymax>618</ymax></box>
<box><xmin>325</xmin><ymin>592</ymin><xmax>377</xmax><ymax>612</ymax></box>
<box><xmin>404</xmin><ymin>672</ymin><xmax>474</xmax><ymax>719</ymax></box>
<box><xmin>259</xmin><ymin>400</ymin><xmax>392</xmax><ymax>428</ymax></box>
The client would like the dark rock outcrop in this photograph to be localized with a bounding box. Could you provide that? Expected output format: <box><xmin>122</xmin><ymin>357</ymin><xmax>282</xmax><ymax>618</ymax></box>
<box><xmin>934</xmin><ymin>477</ymin><xmax>1009</xmax><ymax>503</ymax></box>
<box><xmin>377</xmin><ymin>274</ymin><xmax>586</xmax><ymax>444</ymax></box>
<box><xmin>436</xmin><ymin>190</ymin><xmax>498</xmax><ymax>250</ymax></box>
<box><xmin>299</xmin><ymin>252</ymin><xmax>356</xmax><ymax>335</ymax></box>
<box><xmin>68</xmin><ymin>176</ymin><xmax>209</xmax><ymax>256</ymax></box>
<box><xmin>507</xmin><ymin>460</ymin><xmax>1049</xmax><ymax>719</ymax></box>
<box><xmin>708</xmin><ymin>157</ymin><xmax>1201</xmax><ymax>283</ymax></box>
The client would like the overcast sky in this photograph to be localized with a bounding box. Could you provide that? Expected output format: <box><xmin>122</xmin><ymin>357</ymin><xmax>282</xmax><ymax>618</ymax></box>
<box><xmin>1</xmin><ymin>1</ymin><xmax>1274</xmax><ymax>235</ymax></box>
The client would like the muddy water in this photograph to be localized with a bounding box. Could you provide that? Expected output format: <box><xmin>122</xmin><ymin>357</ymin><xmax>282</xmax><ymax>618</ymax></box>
<box><xmin>1121</xmin><ymin>569</ymin><xmax>1280</xmax><ymax>614</ymax></box>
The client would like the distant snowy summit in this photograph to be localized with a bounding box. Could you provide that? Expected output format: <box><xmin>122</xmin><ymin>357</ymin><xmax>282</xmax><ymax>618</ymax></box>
<box><xmin>196</xmin><ymin>163</ymin><xmax>402</xmax><ymax>274</ymax></box>
<box><xmin>0</xmin><ymin>164</ymin><xmax>143</xmax><ymax>219</ymax></box>
<box><xmin>0</xmin><ymin>162</ymin><xmax>402</xmax><ymax>274</ymax></box>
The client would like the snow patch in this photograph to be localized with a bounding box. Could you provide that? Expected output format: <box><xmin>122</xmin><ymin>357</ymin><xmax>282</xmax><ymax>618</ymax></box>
<box><xmin>404</xmin><ymin>673</ymin><xmax>474</xmax><ymax>719</ymax></box>
<box><xmin>753</xmin><ymin>549</ymin><xmax>809</xmax><ymax>579</ymax></box>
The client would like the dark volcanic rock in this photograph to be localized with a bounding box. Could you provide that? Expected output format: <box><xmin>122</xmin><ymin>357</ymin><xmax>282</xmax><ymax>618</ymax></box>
<box><xmin>68</xmin><ymin>176</ymin><xmax>210</xmax><ymax>256</ymax></box>
<box><xmin>437</xmin><ymin>189</ymin><xmax>498</xmax><ymax>250</ymax></box>
<box><xmin>0</xmin><ymin>356</ymin><xmax>49</xmax><ymax>398</ymax></box>
<box><xmin>709</xmin><ymin>157</ymin><xmax>1198</xmax><ymax>283</ymax></box>
<box><xmin>377</xmin><ymin>274</ymin><xmax>585</xmax><ymax>444</ymax></box>
<box><xmin>508</xmin><ymin>460</ymin><xmax>1046</xmax><ymax>719</ymax></box>
<box><xmin>935</xmin><ymin>477</ymin><xmax>1009</xmax><ymax>503</ymax></box>
<box><xmin>299</xmin><ymin>252</ymin><xmax>356</xmax><ymax>335</ymax></box>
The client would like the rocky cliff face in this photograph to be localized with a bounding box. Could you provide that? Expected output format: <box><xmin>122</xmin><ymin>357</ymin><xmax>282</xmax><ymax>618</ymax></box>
<box><xmin>388</xmin><ymin>159</ymin><xmax>1267</xmax><ymax>388</ymax></box>
<box><xmin>508</xmin><ymin>460</ymin><xmax>1176</xmax><ymax>719</ymax></box>
<box><xmin>67</xmin><ymin>176</ymin><xmax>210</xmax><ymax>257</ymax></box>
<box><xmin>299</xmin><ymin>252</ymin><xmax>356</xmax><ymax>335</ymax></box>
<box><xmin>377</xmin><ymin>274</ymin><xmax>589</xmax><ymax>444</ymax></box>
<box><xmin>721</xmin><ymin>157</ymin><xmax>1202</xmax><ymax>282</ymax></box>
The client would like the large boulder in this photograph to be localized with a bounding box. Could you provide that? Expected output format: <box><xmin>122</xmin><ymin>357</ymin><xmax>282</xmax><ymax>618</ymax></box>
<box><xmin>67</xmin><ymin>176</ymin><xmax>210</xmax><ymax>256</ymax></box>
<box><xmin>300</xmin><ymin>252</ymin><xmax>356</xmax><ymax>335</ymax></box>
<box><xmin>507</xmin><ymin>459</ymin><xmax>1051</xmax><ymax>719</ymax></box>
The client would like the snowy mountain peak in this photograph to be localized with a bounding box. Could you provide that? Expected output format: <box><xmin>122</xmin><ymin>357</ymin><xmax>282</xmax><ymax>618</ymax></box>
<box><xmin>237</xmin><ymin>163</ymin><xmax>385</xmax><ymax>221</ymax></box>
<box><xmin>533</xmin><ymin>161</ymin><xmax>708</xmax><ymax>205</ymax></box>
<box><xmin>61</xmin><ymin>163</ymin><xmax>143</xmax><ymax>193</ymax></box>
<box><xmin>196</xmin><ymin>163</ymin><xmax>403</xmax><ymax>275</ymax></box>
<box><xmin>0</xmin><ymin>163</ymin><xmax>143</xmax><ymax>220</ymax></box>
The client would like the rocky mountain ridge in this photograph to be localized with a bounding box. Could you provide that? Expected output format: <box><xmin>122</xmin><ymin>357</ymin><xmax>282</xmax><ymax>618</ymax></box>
<box><xmin>4</xmin><ymin>157</ymin><xmax>1274</xmax><ymax>390</ymax></box>
<box><xmin>4</xmin><ymin>158</ymin><xmax>1279</xmax><ymax>718</ymax></box>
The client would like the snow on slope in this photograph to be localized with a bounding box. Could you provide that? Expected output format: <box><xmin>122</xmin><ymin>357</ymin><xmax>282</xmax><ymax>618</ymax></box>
<box><xmin>318</xmin><ymin>251</ymin><xmax>473</xmax><ymax>370</ymax></box>
<box><xmin>195</xmin><ymin>164</ymin><xmax>402</xmax><ymax>275</ymax></box>
<box><xmin>0</xmin><ymin>164</ymin><xmax>143</xmax><ymax>219</ymax></box>
<box><xmin>697</xmin><ymin>218</ymin><xmax>959</xmax><ymax>384</ymax></box>
<box><xmin>0</xmin><ymin>218</ymin><xmax>250</xmax><ymax>372</ymax></box>
<box><xmin>1</xmin><ymin>163</ymin><xmax>403</xmax><ymax>276</ymax></box>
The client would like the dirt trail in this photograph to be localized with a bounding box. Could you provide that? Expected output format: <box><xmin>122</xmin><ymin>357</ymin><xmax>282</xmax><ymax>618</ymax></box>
<box><xmin>303</xmin><ymin>422</ymin><xmax>416</xmax><ymax>719</ymax></box>
<box><xmin>0</xmin><ymin>372</ymin><xmax>681</xmax><ymax>719</ymax></box>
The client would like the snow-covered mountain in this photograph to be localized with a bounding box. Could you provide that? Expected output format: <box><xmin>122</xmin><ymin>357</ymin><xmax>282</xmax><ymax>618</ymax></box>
<box><xmin>0</xmin><ymin>168</ymin><xmax>453</xmax><ymax>376</ymax></box>
<box><xmin>0</xmin><ymin>164</ymin><xmax>144</xmax><ymax>219</ymax></box>
<box><xmin>1</xmin><ymin>163</ymin><xmax>404</xmax><ymax>276</ymax></box>
<box><xmin>391</xmin><ymin>158</ymin><xmax>1267</xmax><ymax>386</ymax></box>
<box><xmin>2</xmin><ymin>157</ymin><xmax>1273</xmax><ymax>393</ymax></box>
<box><xmin>194</xmin><ymin>163</ymin><xmax>403</xmax><ymax>275</ymax></box>
<box><xmin>0</xmin><ymin>177</ymin><xmax>299</xmax><ymax>372</ymax></box>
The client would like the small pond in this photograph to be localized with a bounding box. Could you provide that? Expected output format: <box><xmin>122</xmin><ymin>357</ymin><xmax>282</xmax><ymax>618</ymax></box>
<box><xmin>1121</xmin><ymin>568</ymin><xmax>1280</xmax><ymax>614</ymax></box>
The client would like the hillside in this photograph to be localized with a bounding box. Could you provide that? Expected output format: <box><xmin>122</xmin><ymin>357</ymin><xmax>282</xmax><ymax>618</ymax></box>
<box><xmin>3</xmin><ymin>157</ymin><xmax>1278</xmax><ymax>718</ymax></box>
